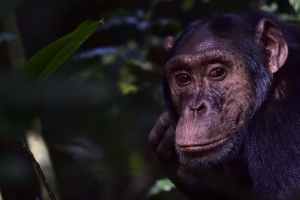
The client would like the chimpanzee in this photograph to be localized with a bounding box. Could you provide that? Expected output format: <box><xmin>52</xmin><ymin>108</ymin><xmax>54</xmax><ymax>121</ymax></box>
<box><xmin>149</xmin><ymin>10</ymin><xmax>300</xmax><ymax>200</ymax></box>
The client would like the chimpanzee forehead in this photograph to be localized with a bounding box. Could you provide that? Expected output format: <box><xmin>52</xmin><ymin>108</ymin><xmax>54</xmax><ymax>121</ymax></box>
<box><xmin>173</xmin><ymin>27</ymin><xmax>234</xmax><ymax>56</ymax></box>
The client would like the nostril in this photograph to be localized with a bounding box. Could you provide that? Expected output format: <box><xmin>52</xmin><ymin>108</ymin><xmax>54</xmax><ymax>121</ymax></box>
<box><xmin>198</xmin><ymin>104</ymin><xmax>205</xmax><ymax>111</ymax></box>
<box><xmin>190</xmin><ymin>102</ymin><xmax>206</xmax><ymax>112</ymax></box>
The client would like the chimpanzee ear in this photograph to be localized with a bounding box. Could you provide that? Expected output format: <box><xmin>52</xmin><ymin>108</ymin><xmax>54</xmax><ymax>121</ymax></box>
<box><xmin>255</xmin><ymin>19</ymin><xmax>288</xmax><ymax>74</ymax></box>
<box><xmin>164</xmin><ymin>36</ymin><xmax>175</xmax><ymax>54</ymax></box>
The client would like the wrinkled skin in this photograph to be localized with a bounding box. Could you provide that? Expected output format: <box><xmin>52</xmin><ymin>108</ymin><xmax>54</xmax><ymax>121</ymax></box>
<box><xmin>165</xmin><ymin>38</ymin><xmax>254</xmax><ymax>166</ymax></box>
<box><xmin>149</xmin><ymin>16</ymin><xmax>288</xmax><ymax>199</ymax></box>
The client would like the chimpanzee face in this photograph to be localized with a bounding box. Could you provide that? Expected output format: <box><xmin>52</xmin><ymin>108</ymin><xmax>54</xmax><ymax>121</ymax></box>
<box><xmin>164</xmin><ymin>19</ymin><xmax>288</xmax><ymax>167</ymax></box>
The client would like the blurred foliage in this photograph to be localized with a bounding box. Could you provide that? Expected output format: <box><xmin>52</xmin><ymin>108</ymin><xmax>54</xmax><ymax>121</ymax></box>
<box><xmin>21</xmin><ymin>19</ymin><xmax>103</xmax><ymax>82</ymax></box>
<box><xmin>0</xmin><ymin>0</ymin><xmax>299</xmax><ymax>200</ymax></box>
<box><xmin>262</xmin><ymin>2</ymin><xmax>279</xmax><ymax>12</ymax></box>
<box><xmin>148</xmin><ymin>178</ymin><xmax>175</xmax><ymax>197</ymax></box>
<box><xmin>290</xmin><ymin>0</ymin><xmax>300</xmax><ymax>13</ymax></box>
<box><xmin>0</xmin><ymin>33</ymin><xmax>16</xmax><ymax>44</ymax></box>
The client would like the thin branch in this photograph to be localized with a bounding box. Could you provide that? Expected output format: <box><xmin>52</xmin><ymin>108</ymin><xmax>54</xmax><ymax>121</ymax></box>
<box><xmin>4</xmin><ymin>10</ymin><xmax>57</xmax><ymax>200</ymax></box>
<box><xmin>19</xmin><ymin>135</ymin><xmax>56</xmax><ymax>200</ymax></box>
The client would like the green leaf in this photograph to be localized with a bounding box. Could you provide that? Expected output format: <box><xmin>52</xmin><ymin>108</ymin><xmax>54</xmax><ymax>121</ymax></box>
<box><xmin>147</xmin><ymin>178</ymin><xmax>175</xmax><ymax>197</ymax></box>
<box><xmin>20</xmin><ymin>19</ymin><xmax>103</xmax><ymax>82</ymax></box>
<box><xmin>290</xmin><ymin>0</ymin><xmax>300</xmax><ymax>13</ymax></box>
<box><xmin>261</xmin><ymin>2</ymin><xmax>278</xmax><ymax>12</ymax></box>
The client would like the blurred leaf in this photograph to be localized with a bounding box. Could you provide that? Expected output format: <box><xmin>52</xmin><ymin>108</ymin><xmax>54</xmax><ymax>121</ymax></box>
<box><xmin>129</xmin><ymin>60</ymin><xmax>154</xmax><ymax>71</ymax></box>
<box><xmin>102</xmin><ymin>53</ymin><xmax>117</xmax><ymax>65</ymax></box>
<box><xmin>290</xmin><ymin>0</ymin><xmax>300</xmax><ymax>13</ymax></box>
<box><xmin>20</xmin><ymin>19</ymin><xmax>103</xmax><ymax>82</ymax></box>
<box><xmin>72</xmin><ymin>46</ymin><xmax>117</xmax><ymax>60</ymax></box>
<box><xmin>122</xmin><ymin>85</ymin><xmax>138</xmax><ymax>95</ymax></box>
<box><xmin>117</xmin><ymin>67</ymin><xmax>138</xmax><ymax>95</ymax></box>
<box><xmin>128</xmin><ymin>150</ymin><xmax>146</xmax><ymax>177</ymax></box>
<box><xmin>0</xmin><ymin>32</ymin><xmax>17</xmax><ymax>43</ymax></box>
<box><xmin>147</xmin><ymin>178</ymin><xmax>175</xmax><ymax>197</ymax></box>
<box><xmin>281</xmin><ymin>14</ymin><xmax>300</xmax><ymax>21</ymax></box>
<box><xmin>261</xmin><ymin>2</ymin><xmax>278</xmax><ymax>12</ymax></box>
<box><xmin>263</xmin><ymin>2</ymin><xmax>300</xmax><ymax>21</ymax></box>
<box><xmin>181</xmin><ymin>0</ymin><xmax>195</xmax><ymax>11</ymax></box>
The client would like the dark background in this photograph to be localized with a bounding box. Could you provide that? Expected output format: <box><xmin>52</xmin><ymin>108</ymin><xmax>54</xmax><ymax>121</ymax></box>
<box><xmin>0</xmin><ymin>0</ymin><xmax>296</xmax><ymax>199</ymax></box>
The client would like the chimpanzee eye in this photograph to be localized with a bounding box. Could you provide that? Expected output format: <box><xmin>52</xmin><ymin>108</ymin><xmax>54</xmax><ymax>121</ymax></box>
<box><xmin>209</xmin><ymin>68</ymin><xmax>226</xmax><ymax>80</ymax></box>
<box><xmin>176</xmin><ymin>73</ymin><xmax>191</xmax><ymax>85</ymax></box>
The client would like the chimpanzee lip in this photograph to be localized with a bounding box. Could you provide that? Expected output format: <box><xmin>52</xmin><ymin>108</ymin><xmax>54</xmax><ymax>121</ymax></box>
<box><xmin>177</xmin><ymin>135</ymin><xmax>231</xmax><ymax>153</ymax></box>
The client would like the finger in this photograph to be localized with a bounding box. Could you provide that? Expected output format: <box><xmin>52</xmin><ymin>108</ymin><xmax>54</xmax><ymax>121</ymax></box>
<box><xmin>148</xmin><ymin>111</ymin><xmax>171</xmax><ymax>148</ymax></box>
<box><xmin>156</xmin><ymin>125</ymin><xmax>176</xmax><ymax>161</ymax></box>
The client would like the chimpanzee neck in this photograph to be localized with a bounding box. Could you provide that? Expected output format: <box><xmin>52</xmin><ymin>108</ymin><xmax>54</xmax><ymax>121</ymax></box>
<box><xmin>245</xmin><ymin>76</ymin><xmax>300</xmax><ymax>199</ymax></box>
<box><xmin>219</xmin><ymin>153</ymin><xmax>251</xmax><ymax>186</ymax></box>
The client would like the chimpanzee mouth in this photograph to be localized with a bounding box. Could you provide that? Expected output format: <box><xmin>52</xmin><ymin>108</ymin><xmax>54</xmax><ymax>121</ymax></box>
<box><xmin>175</xmin><ymin>133</ymin><xmax>238</xmax><ymax>167</ymax></box>
<box><xmin>177</xmin><ymin>134</ymin><xmax>232</xmax><ymax>153</ymax></box>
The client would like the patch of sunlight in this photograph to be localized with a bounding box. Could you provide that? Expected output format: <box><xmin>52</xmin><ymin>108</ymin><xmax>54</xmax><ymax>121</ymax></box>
<box><xmin>147</xmin><ymin>178</ymin><xmax>175</xmax><ymax>197</ymax></box>
<box><xmin>26</xmin><ymin>118</ymin><xmax>60</xmax><ymax>200</ymax></box>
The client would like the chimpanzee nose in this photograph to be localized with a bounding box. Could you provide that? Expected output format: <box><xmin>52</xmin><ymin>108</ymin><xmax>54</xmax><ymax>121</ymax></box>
<box><xmin>188</xmin><ymin>101</ymin><xmax>209</xmax><ymax>117</ymax></box>
<box><xmin>190</xmin><ymin>102</ymin><xmax>205</xmax><ymax>111</ymax></box>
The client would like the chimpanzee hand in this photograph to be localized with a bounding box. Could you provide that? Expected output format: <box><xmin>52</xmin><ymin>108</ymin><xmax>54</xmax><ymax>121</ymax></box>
<box><xmin>148</xmin><ymin>112</ymin><xmax>175</xmax><ymax>162</ymax></box>
<box><xmin>148</xmin><ymin>112</ymin><xmax>249</xmax><ymax>199</ymax></box>
<box><xmin>148</xmin><ymin>112</ymin><xmax>199</xmax><ymax>185</ymax></box>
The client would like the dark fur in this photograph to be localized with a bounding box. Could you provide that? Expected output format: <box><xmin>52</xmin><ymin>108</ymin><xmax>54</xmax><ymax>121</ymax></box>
<box><xmin>163</xmin><ymin>10</ymin><xmax>300</xmax><ymax>199</ymax></box>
